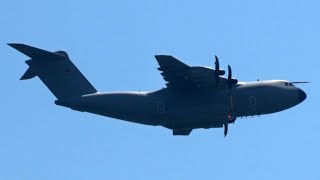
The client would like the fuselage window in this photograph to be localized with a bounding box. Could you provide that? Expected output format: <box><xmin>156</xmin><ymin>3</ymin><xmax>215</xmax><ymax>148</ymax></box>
<box><xmin>129</xmin><ymin>97</ymin><xmax>135</xmax><ymax>105</ymax></box>
<box><xmin>249</xmin><ymin>96</ymin><xmax>256</xmax><ymax>107</ymax></box>
<box><xmin>157</xmin><ymin>103</ymin><xmax>165</xmax><ymax>113</ymax></box>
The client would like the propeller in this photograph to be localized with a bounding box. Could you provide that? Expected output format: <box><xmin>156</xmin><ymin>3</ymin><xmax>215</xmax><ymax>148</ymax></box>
<box><xmin>214</xmin><ymin>56</ymin><xmax>225</xmax><ymax>86</ymax></box>
<box><xmin>213</xmin><ymin>57</ymin><xmax>238</xmax><ymax>137</ymax></box>
<box><xmin>224</xmin><ymin>65</ymin><xmax>238</xmax><ymax>137</ymax></box>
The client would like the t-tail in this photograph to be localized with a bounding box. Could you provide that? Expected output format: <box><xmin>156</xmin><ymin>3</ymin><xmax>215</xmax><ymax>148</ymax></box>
<box><xmin>8</xmin><ymin>43</ymin><xmax>97</xmax><ymax>103</ymax></box>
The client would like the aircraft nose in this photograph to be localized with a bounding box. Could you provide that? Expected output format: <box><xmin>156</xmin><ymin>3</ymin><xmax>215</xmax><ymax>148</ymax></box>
<box><xmin>298</xmin><ymin>89</ymin><xmax>307</xmax><ymax>103</ymax></box>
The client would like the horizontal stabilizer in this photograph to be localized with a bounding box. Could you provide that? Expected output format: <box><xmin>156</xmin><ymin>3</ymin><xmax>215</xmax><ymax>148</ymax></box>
<box><xmin>8</xmin><ymin>43</ymin><xmax>65</xmax><ymax>60</ymax></box>
<box><xmin>20</xmin><ymin>67</ymin><xmax>36</xmax><ymax>80</ymax></box>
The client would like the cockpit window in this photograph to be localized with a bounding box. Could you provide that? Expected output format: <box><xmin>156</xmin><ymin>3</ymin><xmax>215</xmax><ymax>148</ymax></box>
<box><xmin>284</xmin><ymin>82</ymin><xmax>294</xmax><ymax>87</ymax></box>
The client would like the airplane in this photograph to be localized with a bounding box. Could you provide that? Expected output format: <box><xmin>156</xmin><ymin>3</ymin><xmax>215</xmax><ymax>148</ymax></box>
<box><xmin>8</xmin><ymin>43</ymin><xmax>308</xmax><ymax>136</ymax></box>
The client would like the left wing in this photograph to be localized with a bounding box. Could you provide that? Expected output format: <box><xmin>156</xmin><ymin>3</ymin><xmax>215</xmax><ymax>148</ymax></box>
<box><xmin>155</xmin><ymin>55</ymin><xmax>191</xmax><ymax>88</ymax></box>
<box><xmin>155</xmin><ymin>55</ymin><xmax>226</xmax><ymax>89</ymax></box>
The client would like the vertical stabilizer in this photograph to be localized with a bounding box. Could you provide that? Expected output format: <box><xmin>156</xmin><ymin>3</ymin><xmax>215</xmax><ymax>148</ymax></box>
<box><xmin>8</xmin><ymin>43</ymin><xmax>97</xmax><ymax>100</ymax></box>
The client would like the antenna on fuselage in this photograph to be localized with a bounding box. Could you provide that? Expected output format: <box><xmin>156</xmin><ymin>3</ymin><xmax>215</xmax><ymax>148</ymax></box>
<box><xmin>291</xmin><ymin>81</ymin><xmax>310</xmax><ymax>84</ymax></box>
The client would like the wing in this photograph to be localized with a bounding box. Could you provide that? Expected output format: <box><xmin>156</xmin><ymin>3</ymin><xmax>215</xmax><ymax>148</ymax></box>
<box><xmin>155</xmin><ymin>55</ymin><xmax>190</xmax><ymax>88</ymax></box>
<box><xmin>155</xmin><ymin>55</ymin><xmax>227</xmax><ymax>89</ymax></box>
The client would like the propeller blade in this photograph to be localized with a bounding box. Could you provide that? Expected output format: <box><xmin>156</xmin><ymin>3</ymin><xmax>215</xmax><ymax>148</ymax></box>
<box><xmin>215</xmin><ymin>55</ymin><xmax>220</xmax><ymax>70</ymax></box>
<box><xmin>214</xmin><ymin>55</ymin><xmax>225</xmax><ymax>86</ymax></box>
<box><xmin>226</xmin><ymin>65</ymin><xmax>238</xmax><ymax>94</ymax></box>
<box><xmin>224</xmin><ymin>123</ymin><xmax>228</xmax><ymax>137</ymax></box>
<box><xmin>228</xmin><ymin>65</ymin><xmax>232</xmax><ymax>80</ymax></box>
<box><xmin>215</xmin><ymin>56</ymin><xmax>219</xmax><ymax>86</ymax></box>
<box><xmin>227</xmin><ymin>65</ymin><xmax>233</xmax><ymax>91</ymax></box>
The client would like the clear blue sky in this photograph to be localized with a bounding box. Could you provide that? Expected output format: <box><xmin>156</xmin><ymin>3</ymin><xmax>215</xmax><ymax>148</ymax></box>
<box><xmin>1</xmin><ymin>1</ymin><xmax>318</xmax><ymax>179</ymax></box>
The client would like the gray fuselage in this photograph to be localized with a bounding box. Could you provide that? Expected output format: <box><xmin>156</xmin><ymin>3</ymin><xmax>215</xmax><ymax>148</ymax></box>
<box><xmin>56</xmin><ymin>80</ymin><xmax>306</xmax><ymax>131</ymax></box>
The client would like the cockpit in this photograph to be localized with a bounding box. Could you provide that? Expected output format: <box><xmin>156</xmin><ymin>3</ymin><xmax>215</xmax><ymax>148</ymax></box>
<box><xmin>284</xmin><ymin>82</ymin><xmax>294</xmax><ymax>87</ymax></box>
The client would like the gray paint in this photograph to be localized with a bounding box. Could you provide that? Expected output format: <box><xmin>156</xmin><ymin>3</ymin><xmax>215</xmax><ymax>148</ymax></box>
<box><xmin>9</xmin><ymin>43</ymin><xmax>307</xmax><ymax>136</ymax></box>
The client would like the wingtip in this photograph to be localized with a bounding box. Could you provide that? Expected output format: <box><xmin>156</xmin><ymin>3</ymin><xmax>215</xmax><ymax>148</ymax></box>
<box><xmin>7</xmin><ymin>43</ymin><xmax>16</xmax><ymax>47</ymax></box>
<box><xmin>155</xmin><ymin>55</ymin><xmax>164</xmax><ymax>57</ymax></box>
<box><xmin>154</xmin><ymin>55</ymin><xmax>172</xmax><ymax>59</ymax></box>
<box><xmin>154</xmin><ymin>55</ymin><xmax>162</xmax><ymax>60</ymax></box>
<box><xmin>7</xmin><ymin>43</ymin><xmax>24</xmax><ymax>49</ymax></box>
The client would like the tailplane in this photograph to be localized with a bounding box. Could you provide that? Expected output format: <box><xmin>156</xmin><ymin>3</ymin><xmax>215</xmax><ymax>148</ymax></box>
<box><xmin>8</xmin><ymin>43</ymin><xmax>97</xmax><ymax>100</ymax></box>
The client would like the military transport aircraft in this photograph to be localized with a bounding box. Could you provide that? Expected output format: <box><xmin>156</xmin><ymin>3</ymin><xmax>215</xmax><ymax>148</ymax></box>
<box><xmin>8</xmin><ymin>43</ymin><xmax>308</xmax><ymax>136</ymax></box>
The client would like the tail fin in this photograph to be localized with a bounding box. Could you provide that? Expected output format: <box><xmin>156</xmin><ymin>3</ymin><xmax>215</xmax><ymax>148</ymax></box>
<box><xmin>8</xmin><ymin>43</ymin><xmax>97</xmax><ymax>100</ymax></box>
